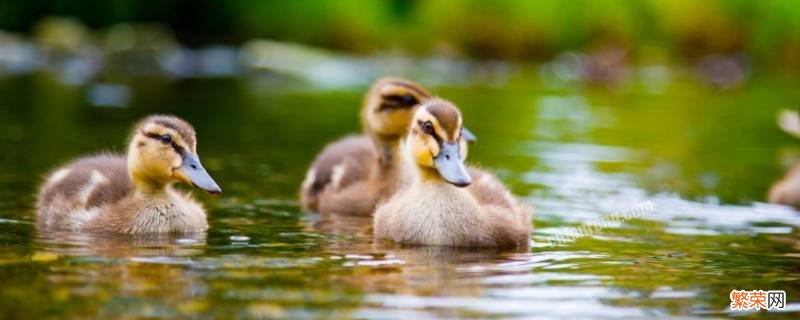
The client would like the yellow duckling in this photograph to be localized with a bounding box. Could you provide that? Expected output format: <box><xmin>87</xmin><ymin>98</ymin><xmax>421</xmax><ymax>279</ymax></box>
<box><xmin>374</xmin><ymin>99</ymin><xmax>531</xmax><ymax>248</ymax></box>
<box><xmin>300</xmin><ymin>77</ymin><xmax>476</xmax><ymax>216</ymax></box>
<box><xmin>36</xmin><ymin>115</ymin><xmax>221</xmax><ymax>234</ymax></box>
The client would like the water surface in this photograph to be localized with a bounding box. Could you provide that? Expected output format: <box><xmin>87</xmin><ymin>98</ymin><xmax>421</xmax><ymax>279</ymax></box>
<box><xmin>1</xmin><ymin>72</ymin><xmax>799</xmax><ymax>318</ymax></box>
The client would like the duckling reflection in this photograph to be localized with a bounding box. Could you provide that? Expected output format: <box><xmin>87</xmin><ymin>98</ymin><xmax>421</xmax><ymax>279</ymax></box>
<box><xmin>36</xmin><ymin>115</ymin><xmax>221</xmax><ymax>234</ymax></box>
<box><xmin>341</xmin><ymin>244</ymin><xmax>525</xmax><ymax>299</ymax></box>
<box><xmin>307</xmin><ymin>212</ymin><xmax>374</xmax><ymax>241</ymax></box>
<box><xmin>769</xmin><ymin>109</ymin><xmax>800</xmax><ymax>209</ymax></box>
<box><xmin>300</xmin><ymin>77</ymin><xmax>476</xmax><ymax>216</ymax></box>
<box><xmin>306</xmin><ymin>211</ymin><xmax>522</xmax><ymax>258</ymax></box>
<box><xmin>33</xmin><ymin>232</ymin><xmax>207</xmax><ymax>318</ymax></box>
<box><xmin>36</xmin><ymin>230</ymin><xmax>206</xmax><ymax>258</ymax></box>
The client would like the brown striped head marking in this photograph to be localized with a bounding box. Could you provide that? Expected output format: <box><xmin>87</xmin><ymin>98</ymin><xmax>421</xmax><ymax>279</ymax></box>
<box><xmin>127</xmin><ymin>115</ymin><xmax>220</xmax><ymax>194</ymax></box>
<box><xmin>362</xmin><ymin>77</ymin><xmax>432</xmax><ymax>138</ymax></box>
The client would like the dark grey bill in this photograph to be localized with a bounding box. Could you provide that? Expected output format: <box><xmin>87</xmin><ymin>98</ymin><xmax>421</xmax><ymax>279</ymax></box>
<box><xmin>181</xmin><ymin>151</ymin><xmax>222</xmax><ymax>195</ymax></box>
<box><xmin>462</xmin><ymin>127</ymin><xmax>477</xmax><ymax>143</ymax></box>
<box><xmin>434</xmin><ymin>142</ymin><xmax>472</xmax><ymax>187</ymax></box>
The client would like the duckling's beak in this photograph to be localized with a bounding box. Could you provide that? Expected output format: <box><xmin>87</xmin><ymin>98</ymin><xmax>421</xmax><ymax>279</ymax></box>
<box><xmin>175</xmin><ymin>151</ymin><xmax>222</xmax><ymax>195</ymax></box>
<box><xmin>462</xmin><ymin>127</ymin><xmax>477</xmax><ymax>143</ymax></box>
<box><xmin>434</xmin><ymin>142</ymin><xmax>472</xmax><ymax>187</ymax></box>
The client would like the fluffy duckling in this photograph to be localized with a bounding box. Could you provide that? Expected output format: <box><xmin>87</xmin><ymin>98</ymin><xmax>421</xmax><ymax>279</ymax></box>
<box><xmin>374</xmin><ymin>99</ymin><xmax>531</xmax><ymax>248</ymax></box>
<box><xmin>769</xmin><ymin>109</ymin><xmax>800</xmax><ymax>208</ymax></box>
<box><xmin>37</xmin><ymin>115</ymin><xmax>221</xmax><ymax>234</ymax></box>
<box><xmin>769</xmin><ymin>164</ymin><xmax>800</xmax><ymax>209</ymax></box>
<box><xmin>300</xmin><ymin>77</ymin><xmax>476</xmax><ymax>216</ymax></box>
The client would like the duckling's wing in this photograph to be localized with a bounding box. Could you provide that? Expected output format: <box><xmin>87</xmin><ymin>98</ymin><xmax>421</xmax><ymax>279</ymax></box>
<box><xmin>37</xmin><ymin>154</ymin><xmax>133</xmax><ymax>220</ymax></box>
<box><xmin>300</xmin><ymin>135</ymin><xmax>378</xmax><ymax>212</ymax></box>
<box><xmin>317</xmin><ymin>179</ymin><xmax>380</xmax><ymax>216</ymax></box>
<box><xmin>768</xmin><ymin>163</ymin><xmax>800</xmax><ymax>209</ymax></box>
<box><xmin>466</xmin><ymin>167</ymin><xmax>532</xmax><ymax>247</ymax></box>
<box><xmin>465</xmin><ymin>167</ymin><xmax>518</xmax><ymax>210</ymax></box>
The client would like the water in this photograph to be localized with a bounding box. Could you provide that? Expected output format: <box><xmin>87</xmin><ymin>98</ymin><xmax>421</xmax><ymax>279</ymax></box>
<box><xmin>1</xmin><ymin>72</ymin><xmax>799</xmax><ymax>319</ymax></box>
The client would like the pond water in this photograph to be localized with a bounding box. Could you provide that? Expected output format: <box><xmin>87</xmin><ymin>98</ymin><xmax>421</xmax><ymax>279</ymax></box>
<box><xmin>1</xmin><ymin>72</ymin><xmax>799</xmax><ymax>319</ymax></box>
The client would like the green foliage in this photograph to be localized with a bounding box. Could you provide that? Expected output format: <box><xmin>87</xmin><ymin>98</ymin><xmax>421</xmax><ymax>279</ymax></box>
<box><xmin>0</xmin><ymin>0</ymin><xmax>798</xmax><ymax>63</ymax></box>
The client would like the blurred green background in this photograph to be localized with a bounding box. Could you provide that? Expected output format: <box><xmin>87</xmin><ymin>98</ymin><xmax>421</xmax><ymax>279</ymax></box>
<box><xmin>1</xmin><ymin>0</ymin><xmax>798</xmax><ymax>68</ymax></box>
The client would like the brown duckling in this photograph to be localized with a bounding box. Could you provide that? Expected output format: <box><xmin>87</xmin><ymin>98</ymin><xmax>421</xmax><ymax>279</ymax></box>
<box><xmin>374</xmin><ymin>99</ymin><xmax>531</xmax><ymax>248</ymax></box>
<box><xmin>769</xmin><ymin>164</ymin><xmax>800</xmax><ymax>209</ymax></box>
<box><xmin>300</xmin><ymin>77</ymin><xmax>476</xmax><ymax>216</ymax></box>
<box><xmin>769</xmin><ymin>109</ymin><xmax>800</xmax><ymax>208</ymax></box>
<box><xmin>37</xmin><ymin>115</ymin><xmax>221</xmax><ymax>234</ymax></box>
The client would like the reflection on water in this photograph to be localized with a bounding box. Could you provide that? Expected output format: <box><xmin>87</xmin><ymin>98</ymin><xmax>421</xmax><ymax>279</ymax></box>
<box><xmin>36</xmin><ymin>231</ymin><xmax>207</xmax><ymax>257</ymax></box>
<box><xmin>1</xmin><ymin>74</ymin><xmax>799</xmax><ymax>318</ymax></box>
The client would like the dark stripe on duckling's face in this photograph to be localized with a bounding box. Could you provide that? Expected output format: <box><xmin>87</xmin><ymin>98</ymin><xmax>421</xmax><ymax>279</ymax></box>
<box><xmin>414</xmin><ymin>100</ymin><xmax>472</xmax><ymax>187</ymax></box>
<box><xmin>378</xmin><ymin>93</ymin><xmax>420</xmax><ymax>111</ymax></box>
<box><xmin>142</xmin><ymin>131</ymin><xmax>185</xmax><ymax>155</ymax></box>
<box><xmin>142</xmin><ymin>130</ymin><xmax>221</xmax><ymax>195</ymax></box>
<box><xmin>425</xmin><ymin>102</ymin><xmax>461</xmax><ymax>138</ymax></box>
<box><xmin>376</xmin><ymin>81</ymin><xmax>432</xmax><ymax>112</ymax></box>
<box><xmin>416</xmin><ymin>114</ymin><xmax>476</xmax><ymax>144</ymax></box>
<box><xmin>418</xmin><ymin>120</ymin><xmax>443</xmax><ymax>144</ymax></box>
<box><xmin>149</xmin><ymin>117</ymin><xmax>196</xmax><ymax>148</ymax></box>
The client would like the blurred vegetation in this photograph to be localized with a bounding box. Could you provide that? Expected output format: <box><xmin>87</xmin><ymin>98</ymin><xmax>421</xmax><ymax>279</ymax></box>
<box><xmin>0</xmin><ymin>0</ymin><xmax>799</xmax><ymax>67</ymax></box>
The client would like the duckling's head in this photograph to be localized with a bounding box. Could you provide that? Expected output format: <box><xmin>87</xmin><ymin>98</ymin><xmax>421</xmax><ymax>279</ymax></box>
<box><xmin>127</xmin><ymin>115</ymin><xmax>221</xmax><ymax>195</ymax></box>
<box><xmin>405</xmin><ymin>99</ymin><xmax>472</xmax><ymax>187</ymax></box>
<box><xmin>362</xmin><ymin>77</ymin><xmax>433</xmax><ymax>141</ymax></box>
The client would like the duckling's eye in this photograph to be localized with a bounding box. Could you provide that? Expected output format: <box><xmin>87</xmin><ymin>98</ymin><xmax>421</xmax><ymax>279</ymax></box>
<box><xmin>399</xmin><ymin>95</ymin><xmax>417</xmax><ymax>106</ymax></box>
<box><xmin>159</xmin><ymin>134</ymin><xmax>173</xmax><ymax>145</ymax></box>
<box><xmin>422</xmin><ymin>121</ymin><xmax>435</xmax><ymax>135</ymax></box>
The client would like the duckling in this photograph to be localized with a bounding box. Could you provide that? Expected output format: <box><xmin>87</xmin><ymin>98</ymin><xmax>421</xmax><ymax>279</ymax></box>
<box><xmin>36</xmin><ymin>115</ymin><xmax>221</xmax><ymax>234</ymax></box>
<box><xmin>374</xmin><ymin>99</ymin><xmax>531</xmax><ymax>248</ymax></box>
<box><xmin>300</xmin><ymin>77</ymin><xmax>476</xmax><ymax>216</ymax></box>
<box><xmin>769</xmin><ymin>164</ymin><xmax>800</xmax><ymax>209</ymax></box>
<box><xmin>769</xmin><ymin>109</ymin><xmax>800</xmax><ymax>208</ymax></box>
<box><xmin>777</xmin><ymin>109</ymin><xmax>800</xmax><ymax>139</ymax></box>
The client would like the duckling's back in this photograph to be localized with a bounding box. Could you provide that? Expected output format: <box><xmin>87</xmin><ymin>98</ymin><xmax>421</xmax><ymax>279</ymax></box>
<box><xmin>466</xmin><ymin>167</ymin><xmax>532</xmax><ymax>247</ymax></box>
<box><xmin>466</xmin><ymin>168</ymin><xmax>518</xmax><ymax>210</ymax></box>
<box><xmin>300</xmin><ymin>135</ymin><xmax>377</xmax><ymax>212</ymax></box>
<box><xmin>37</xmin><ymin>154</ymin><xmax>133</xmax><ymax>230</ymax></box>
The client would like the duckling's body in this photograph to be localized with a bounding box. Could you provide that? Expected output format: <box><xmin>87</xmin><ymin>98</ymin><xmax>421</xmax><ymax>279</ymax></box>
<box><xmin>300</xmin><ymin>78</ymin><xmax>431</xmax><ymax>215</ymax></box>
<box><xmin>37</xmin><ymin>154</ymin><xmax>207</xmax><ymax>233</ymax></box>
<box><xmin>375</xmin><ymin>168</ymin><xmax>531</xmax><ymax>248</ymax></box>
<box><xmin>769</xmin><ymin>109</ymin><xmax>800</xmax><ymax>209</ymax></box>
<box><xmin>301</xmin><ymin>135</ymin><xmax>408</xmax><ymax>215</ymax></box>
<box><xmin>37</xmin><ymin>115</ymin><xmax>221</xmax><ymax>234</ymax></box>
<box><xmin>769</xmin><ymin>163</ymin><xmax>800</xmax><ymax>209</ymax></box>
<box><xmin>374</xmin><ymin>100</ymin><xmax>531</xmax><ymax>248</ymax></box>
